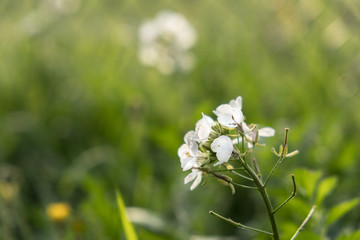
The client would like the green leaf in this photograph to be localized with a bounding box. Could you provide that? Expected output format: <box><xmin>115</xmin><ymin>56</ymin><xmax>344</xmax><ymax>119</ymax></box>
<box><xmin>336</xmin><ymin>229</ymin><xmax>360</xmax><ymax>240</ymax></box>
<box><xmin>293</xmin><ymin>169</ymin><xmax>322</xmax><ymax>200</ymax></box>
<box><xmin>116</xmin><ymin>189</ymin><xmax>138</xmax><ymax>240</ymax></box>
<box><xmin>316</xmin><ymin>176</ymin><xmax>338</xmax><ymax>206</ymax></box>
<box><xmin>326</xmin><ymin>198</ymin><xmax>360</xmax><ymax>225</ymax></box>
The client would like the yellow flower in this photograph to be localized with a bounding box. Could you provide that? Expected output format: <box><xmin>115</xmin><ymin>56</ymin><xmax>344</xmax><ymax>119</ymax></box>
<box><xmin>46</xmin><ymin>202</ymin><xmax>71</xmax><ymax>222</ymax></box>
<box><xmin>0</xmin><ymin>181</ymin><xmax>19</xmax><ymax>201</ymax></box>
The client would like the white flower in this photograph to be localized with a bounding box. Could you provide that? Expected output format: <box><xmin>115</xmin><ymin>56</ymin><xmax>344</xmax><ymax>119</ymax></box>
<box><xmin>211</xmin><ymin>136</ymin><xmax>234</xmax><ymax>166</ymax></box>
<box><xmin>178</xmin><ymin>130</ymin><xmax>199</xmax><ymax>171</ymax></box>
<box><xmin>233</xmin><ymin>122</ymin><xmax>275</xmax><ymax>148</ymax></box>
<box><xmin>213</xmin><ymin>96</ymin><xmax>244</xmax><ymax>128</ymax></box>
<box><xmin>184</xmin><ymin>167</ymin><xmax>203</xmax><ymax>190</ymax></box>
<box><xmin>195</xmin><ymin>113</ymin><xmax>215</xmax><ymax>142</ymax></box>
<box><xmin>138</xmin><ymin>10</ymin><xmax>197</xmax><ymax>74</ymax></box>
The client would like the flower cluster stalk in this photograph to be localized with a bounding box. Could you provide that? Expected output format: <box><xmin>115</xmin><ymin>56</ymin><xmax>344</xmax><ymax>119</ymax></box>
<box><xmin>178</xmin><ymin>96</ymin><xmax>310</xmax><ymax>239</ymax></box>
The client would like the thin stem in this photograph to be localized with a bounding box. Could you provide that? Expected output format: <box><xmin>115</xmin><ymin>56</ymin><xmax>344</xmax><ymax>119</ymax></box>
<box><xmin>273</xmin><ymin>174</ymin><xmax>297</xmax><ymax>214</ymax></box>
<box><xmin>232</xmin><ymin>182</ymin><xmax>257</xmax><ymax>190</ymax></box>
<box><xmin>231</xmin><ymin>170</ymin><xmax>254</xmax><ymax>181</ymax></box>
<box><xmin>209</xmin><ymin>211</ymin><xmax>273</xmax><ymax>236</ymax></box>
<box><xmin>290</xmin><ymin>205</ymin><xmax>316</xmax><ymax>240</ymax></box>
<box><xmin>283</xmin><ymin>128</ymin><xmax>289</xmax><ymax>150</ymax></box>
<box><xmin>209</xmin><ymin>171</ymin><xmax>256</xmax><ymax>189</ymax></box>
<box><xmin>263</xmin><ymin>156</ymin><xmax>284</xmax><ymax>187</ymax></box>
<box><xmin>263</xmin><ymin>128</ymin><xmax>291</xmax><ymax>186</ymax></box>
<box><xmin>210</xmin><ymin>168</ymin><xmax>245</xmax><ymax>172</ymax></box>
<box><xmin>241</xmin><ymin>134</ymin><xmax>245</xmax><ymax>154</ymax></box>
<box><xmin>252</xmin><ymin>144</ymin><xmax>261</xmax><ymax>178</ymax></box>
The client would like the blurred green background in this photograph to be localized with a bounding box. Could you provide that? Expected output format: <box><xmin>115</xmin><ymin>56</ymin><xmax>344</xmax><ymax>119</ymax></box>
<box><xmin>1</xmin><ymin>0</ymin><xmax>360</xmax><ymax>239</ymax></box>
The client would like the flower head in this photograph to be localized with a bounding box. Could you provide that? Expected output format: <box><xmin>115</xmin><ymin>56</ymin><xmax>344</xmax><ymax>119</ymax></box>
<box><xmin>178</xmin><ymin>96</ymin><xmax>277</xmax><ymax>191</ymax></box>
<box><xmin>211</xmin><ymin>135</ymin><xmax>234</xmax><ymax>166</ymax></box>
<box><xmin>138</xmin><ymin>10</ymin><xmax>197</xmax><ymax>74</ymax></box>
<box><xmin>46</xmin><ymin>202</ymin><xmax>71</xmax><ymax>222</ymax></box>
<box><xmin>213</xmin><ymin>96</ymin><xmax>244</xmax><ymax>128</ymax></box>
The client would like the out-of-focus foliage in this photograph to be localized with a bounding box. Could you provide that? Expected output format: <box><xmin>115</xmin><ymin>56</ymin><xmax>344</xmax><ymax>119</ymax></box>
<box><xmin>0</xmin><ymin>0</ymin><xmax>360</xmax><ymax>239</ymax></box>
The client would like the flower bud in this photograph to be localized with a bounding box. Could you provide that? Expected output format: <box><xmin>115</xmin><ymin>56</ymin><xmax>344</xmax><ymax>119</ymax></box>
<box><xmin>229</xmin><ymin>183</ymin><xmax>236</xmax><ymax>195</ymax></box>
<box><xmin>286</xmin><ymin>150</ymin><xmax>299</xmax><ymax>158</ymax></box>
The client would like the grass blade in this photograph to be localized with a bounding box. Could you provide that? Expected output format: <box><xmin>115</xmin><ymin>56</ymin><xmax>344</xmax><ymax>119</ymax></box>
<box><xmin>116</xmin><ymin>189</ymin><xmax>138</xmax><ymax>240</ymax></box>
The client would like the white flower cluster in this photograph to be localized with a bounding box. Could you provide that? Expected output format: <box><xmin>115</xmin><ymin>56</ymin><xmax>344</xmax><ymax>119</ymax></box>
<box><xmin>178</xmin><ymin>96</ymin><xmax>275</xmax><ymax>190</ymax></box>
<box><xmin>138</xmin><ymin>10</ymin><xmax>197</xmax><ymax>75</ymax></box>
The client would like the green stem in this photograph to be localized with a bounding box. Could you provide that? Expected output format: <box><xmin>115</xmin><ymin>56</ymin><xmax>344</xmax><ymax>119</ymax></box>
<box><xmin>232</xmin><ymin>182</ymin><xmax>257</xmax><ymax>190</ymax></box>
<box><xmin>264</xmin><ymin>156</ymin><xmax>284</xmax><ymax>187</ymax></box>
<box><xmin>209</xmin><ymin>211</ymin><xmax>273</xmax><ymax>236</ymax></box>
<box><xmin>210</xmin><ymin>168</ymin><xmax>245</xmax><ymax>172</ymax></box>
<box><xmin>273</xmin><ymin>174</ymin><xmax>296</xmax><ymax>214</ymax></box>
<box><xmin>231</xmin><ymin>170</ymin><xmax>254</xmax><ymax>181</ymax></box>
<box><xmin>241</xmin><ymin>134</ymin><xmax>245</xmax><ymax>154</ymax></box>
<box><xmin>251</xmin><ymin>144</ymin><xmax>261</xmax><ymax>178</ymax></box>
<box><xmin>290</xmin><ymin>205</ymin><xmax>316</xmax><ymax>240</ymax></box>
<box><xmin>241</xmin><ymin>157</ymin><xmax>280</xmax><ymax>240</ymax></box>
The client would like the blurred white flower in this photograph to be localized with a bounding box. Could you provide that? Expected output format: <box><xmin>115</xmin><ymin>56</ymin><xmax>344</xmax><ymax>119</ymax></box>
<box><xmin>178</xmin><ymin>130</ymin><xmax>199</xmax><ymax>171</ymax></box>
<box><xmin>211</xmin><ymin>136</ymin><xmax>233</xmax><ymax>166</ymax></box>
<box><xmin>20</xmin><ymin>0</ymin><xmax>81</xmax><ymax>36</ymax></box>
<box><xmin>184</xmin><ymin>167</ymin><xmax>203</xmax><ymax>190</ymax></box>
<box><xmin>54</xmin><ymin>0</ymin><xmax>81</xmax><ymax>13</ymax></box>
<box><xmin>213</xmin><ymin>96</ymin><xmax>244</xmax><ymax>128</ymax></box>
<box><xmin>195</xmin><ymin>113</ymin><xmax>215</xmax><ymax>143</ymax></box>
<box><xmin>138</xmin><ymin>10</ymin><xmax>197</xmax><ymax>74</ymax></box>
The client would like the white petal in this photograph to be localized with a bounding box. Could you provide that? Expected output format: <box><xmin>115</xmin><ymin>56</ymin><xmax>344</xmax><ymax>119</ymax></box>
<box><xmin>232</xmin><ymin>108</ymin><xmax>244</xmax><ymax>124</ymax></box>
<box><xmin>241</xmin><ymin>122</ymin><xmax>251</xmax><ymax>132</ymax></box>
<box><xmin>182</xmin><ymin>157</ymin><xmax>197</xmax><ymax>171</ymax></box>
<box><xmin>213</xmin><ymin>104</ymin><xmax>233</xmax><ymax>117</ymax></box>
<box><xmin>210</xmin><ymin>136</ymin><xmax>222</xmax><ymax>152</ymax></box>
<box><xmin>184</xmin><ymin>130</ymin><xmax>197</xmax><ymax>144</ymax></box>
<box><xmin>183</xmin><ymin>130</ymin><xmax>198</xmax><ymax>156</ymax></box>
<box><xmin>230</xmin><ymin>96</ymin><xmax>242</xmax><ymax>109</ymax></box>
<box><xmin>180</xmin><ymin>155</ymin><xmax>191</xmax><ymax>168</ymax></box>
<box><xmin>190</xmin><ymin>172</ymin><xmax>202</xmax><ymax>190</ymax></box>
<box><xmin>214</xmin><ymin>103</ymin><xmax>242</xmax><ymax>127</ymax></box>
<box><xmin>211</xmin><ymin>136</ymin><xmax>234</xmax><ymax>165</ymax></box>
<box><xmin>202</xmin><ymin>113</ymin><xmax>215</xmax><ymax>125</ymax></box>
<box><xmin>259</xmin><ymin>127</ymin><xmax>275</xmax><ymax>137</ymax></box>
<box><xmin>188</xmin><ymin>141</ymin><xmax>198</xmax><ymax>157</ymax></box>
<box><xmin>211</xmin><ymin>136</ymin><xmax>233</xmax><ymax>152</ymax></box>
<box><xmin>215</xmin><ymin>149</ymin><xmax>232</xmax><ymax>165</ymax></box>
<box><xmin>214</xmin><ymin>106</ymin><xmax>233</xmax><ymax>127</ymax></box>
<box><xmin>195</xmin><ymin>113</ymin><xmax>215</xmax><ymax>141</ymax></box>
<box><xmin>177</xmin><ymin>144</ymin><xmax>188</xmax><ymax>158</ymax></box>
<box><xmin>218</xmin><ymin>115</ymin><xmax>235</xmax><ymax>128</ymax></box>
<box><xmin>184</xmin><ymin>171</ymin><xmax>197</xmax><ymax>184</ymax></box>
